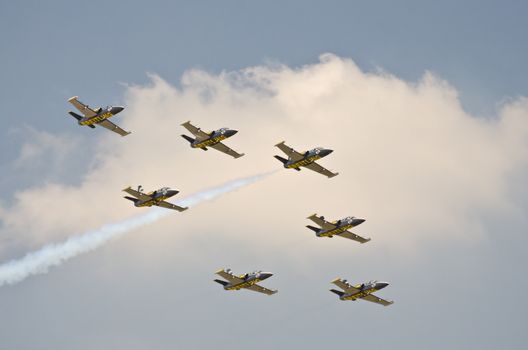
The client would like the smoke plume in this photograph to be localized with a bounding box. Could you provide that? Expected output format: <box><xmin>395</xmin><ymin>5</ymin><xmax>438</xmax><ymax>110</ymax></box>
<box><xmin>0</xmin><ymin>172</ymin><xmax>271</xmax><ymax>286</ymax></box>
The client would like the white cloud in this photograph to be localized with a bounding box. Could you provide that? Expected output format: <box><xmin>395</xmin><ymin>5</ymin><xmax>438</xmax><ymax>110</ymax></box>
<box><xmin>1</xmin><ymin>54</ymin><xmax>527</xmax><ymax>256</ymax></box>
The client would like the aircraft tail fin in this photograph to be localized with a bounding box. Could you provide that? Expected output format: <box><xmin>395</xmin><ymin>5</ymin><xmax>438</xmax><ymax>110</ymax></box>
<box><xmin>214</xmin><ymin>279</ymin><xmax>229</xmax><ymax>286</ymax></box>
<box><xmin>123</xmin><ymin>196</ymin><xmax>139</xmax><ymax>204</ymax></box>
<box><xmin>181</xmin><ymin>134</ymin><xmax>195</xmax><ymax>144</ymax></box>
<box><xmin>306</xmin><ymin>225</ymin><xmax>320</xmax><ymax>234</ymax></box>
<box><xmin>274</xmin><ymin>155</ymin><xmax>288</xmax><ymax>164</ymax></box>
<box><xmin>69</xmin><ymin>111</ymin><xmax>96</xmax><ymax>129</ymax></box>
<box><xmin>330</xmin><ymin>289</ymin><xmax>345</xmax><ymax>297</ymax></box>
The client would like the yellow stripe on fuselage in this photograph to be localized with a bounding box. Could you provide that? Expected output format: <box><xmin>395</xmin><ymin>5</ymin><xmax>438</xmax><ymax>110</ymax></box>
<box><xmin>136</xmin><ymin>194</ymin><xmax>171</xmax><ymax>207</ymax></box>
<box><xmin>286</xmin><ymin>154</ymin><xmax>322</xmax><ymax>168</ymax></box>
<box><xmin>226</xmin><ymin>278</ymin><xmax>262</xmax><ymax>290</ymax></box>
<box><xmin>80</xmin><ymin>112</ymin><xmax>113</xmax><ymax>126</ymax></box>
<box><xmin>319</xmin><ymin>224</ymin><xmax>353</xmax><ymax>238</ymax></box>
<box><xmin>343</xmin><ymin>287</ymin><xmax>377</xmax><ymax>301</ymax></box>
<box><xmin>193</xmin><ymin>135</ymin><xmax>227</xmax><ymax>148</ymax></box>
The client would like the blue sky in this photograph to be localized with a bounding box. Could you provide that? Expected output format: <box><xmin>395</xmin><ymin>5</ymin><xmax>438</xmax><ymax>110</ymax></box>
<box><xmin>0</xmin><ymin>1</ymin><xmax>527</xmax><ymax>349</ymax></box>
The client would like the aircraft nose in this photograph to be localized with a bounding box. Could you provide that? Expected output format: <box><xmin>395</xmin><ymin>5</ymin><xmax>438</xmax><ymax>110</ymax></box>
<box><xmin>320</xmin><ymin>149</ymin><xmax>334</xmax><ymax>157</ymax></box>
<box><xmin>377</xmin><ymin>282</ymin><xmax>389</xmax><ymax>290</ymax></box>
<box><xmin>225</xmin><ymin>129</ymin><xmax>238</xmax><ymax>137</ymax></box>
<box><xmin>352</xmin><ymin>218</ymin><xmax>366</xmax><ymax>226</ymax></box>
<box><xmin>259</xmin><ymin>272</ymin><xmax>273</xmax><ymax>280</ymax></box>
<box><xmin>166</xmin><ymin>189</ymin><xmax>179</xmax><ymax>197</ymax></box>
<box><xmin>112</xmin><ymin>106</ymin><xmax>124</xmax><ymax>114</ymax></box>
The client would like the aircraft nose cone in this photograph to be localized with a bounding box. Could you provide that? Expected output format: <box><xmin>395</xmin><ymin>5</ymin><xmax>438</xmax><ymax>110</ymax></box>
<box><xmin>259</xmin><ymin>272</ymin><xmax>273</xmax><ymax>280</ymax></box>
<box><xmin>166</xmin><ymin>189</ymin><xmax>179</xmax><ymax>197</ymax></box>
<box><xmin>352</xmin><ymin>218</ymin><xmax>366</xmax><ymax>226</ymax></box>
<box><xmin>112</xmin><ymin>106</ymin><xmax>124</xmax><ymax>114</ymax></box>
<box><xmin>225</xmin><ymin>129</ymin><xmax>238</xmax><ymax>137</ymax></box>
<box><xmin>377</xmin><ymin>282</ymin><xmax>389</xmax><ymax>290</ymax></box>
<box><xmin>320</xmin><ymin>149</ymin><xmax>334</xmax><ymax>157</ymax></box>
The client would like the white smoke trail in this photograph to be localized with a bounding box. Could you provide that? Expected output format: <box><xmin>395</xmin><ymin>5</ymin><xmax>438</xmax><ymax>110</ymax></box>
<box><xmin>0</xmin><ymin>171</ymin><xmax>273</xmax><ymax>286</ymax></box>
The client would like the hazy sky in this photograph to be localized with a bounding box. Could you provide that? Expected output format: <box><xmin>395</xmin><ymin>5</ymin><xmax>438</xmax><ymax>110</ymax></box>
<box><xmin>0</xmin><ymin>2</ymin><xmax>527</xmax><ymax>349</ymax></box>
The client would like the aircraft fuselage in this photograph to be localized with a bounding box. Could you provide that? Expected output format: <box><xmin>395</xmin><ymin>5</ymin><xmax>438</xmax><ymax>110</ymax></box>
<box><xmin>224</xmin><ymin>272</ymin><xmax>273</xmax><ymax>290</ymax></box>
<box><xmin>134</xmin><ymin>188</ymin><xmax>178</xmax><ymax>207</ymax></box>
<box><xmin>283</xmin><ymin>148</ymin><xmax>333</xmax><ymax>169</ymax></box>
<box><xmin>79</xmin><ymin>106</ymin><xmax>124</xmax><ymax>126</ymax></box>
<box><xmin>191</xmin><ymin>129</ymin><xmax>237</xmax><ymax>149</ymax></box>
<box><xmin>317</xmin><ymin>217</ymin><xmax>365</xmax><ymax>237</ymax></box>
<box><xmin>340</xmin><ymin>282</ymin><xmax>389</xmax><ymax>301</ymax></box>
<box><xmin>286</xmin><ymin>154</ymin><xmax>323</xmax><ymax>169</ymax></box>
<box><xmin>318</xmin><ymin>223</ymin><xmax>355</xmax><ymax>237</ymax></box>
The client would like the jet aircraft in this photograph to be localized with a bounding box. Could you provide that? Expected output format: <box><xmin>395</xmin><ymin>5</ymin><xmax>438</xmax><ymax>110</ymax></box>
<box><xmin>123</xmin><ymin>185</ymin><xmax>188</xmax><ymax>211</ymax></box>
<box><xmin>274</xmin><ymin>141</ymin><xmax>338</xmax><ymax>178</ymax></box>
<box><xmin>330</xmin><ymin>278</ymin><xmax>393</xmax><ymax>306</ymax></box>
<box><xmin>67</xmin><ymin>96</ymin><xmax>131</xmax><ymax>136</ymax></box>
<box><xmin>214</xmin><ymin>268</ymin><xmax>278</xmax><ymax>295</ymax></box>
<box><xmin>181</xmin><ymin>121</ymin><xmax>244</xmax><ymax>158</ymax></box>
<box><xmin>306</xmin><ymin>214</ymin><xmax>370</xmax><ymax>243</ymax></box>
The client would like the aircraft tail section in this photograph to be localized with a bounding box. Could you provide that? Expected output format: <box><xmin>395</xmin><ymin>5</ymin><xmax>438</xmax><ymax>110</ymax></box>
<box><xmin>181</xmin><ymin>134</ymin><xmax>195</xmax><ymax>144</ymax></box>
<box><xmin>123</xmin><ymin>196</ymin><xmax>139</xmax><ymax>204</ymax></box>
<box><xmin>306</xmin><ymin>225</ymin><xmax>320</xmax><ymax>234</ymax></box>
<box><xmin>69</xmin><ymin>111</ymin><xmax>96</xmax><ymax>129</ymax></box>
<box><xmin>214</xmin><ymin>279</ymin><xmax>229</xmax><ymax>286</ymax></box>
<box><xmin>330</xmin><ymin>289</ymin><xmax>345</xmax><ymax>297</ymax></box>
<box><xmin>274</xmin><ymin>155</ymin><xmax>288</xmax><ymax>164</ymax></box>
<box><xmin>68</xmin><ymin>111</ymin><xmax>82</xmax><ymax>121</ymax></box>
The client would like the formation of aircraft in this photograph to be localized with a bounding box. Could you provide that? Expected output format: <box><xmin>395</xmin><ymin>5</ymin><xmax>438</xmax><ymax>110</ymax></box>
<box><xmin>123</xmin><ymin>185</ymin><xmax>188</xmax><ymax>212</ymax></box>
<box><xmin>181</xmin><ymin>121</ymin><xmax>245</xmax><ymax>158</ymax></box>
<box><xmin>330</xmin><ymin>278</ymin><xmax>393</xmax><ymax>306</ymax></box>
<box><xmin>67</xmin><ymin>96</ymin><xmax>131</xmax><ymax>136</ymax></box>
<box><xmin>64</xmin><ymin>96</ymin><xmax>393</xmax><ymax>305</ymax></box>
<box><xmin>214</xmin><ymin>269</ymin><xmax>277</xmax><ymax>295</ymax></box>
<box><xmin>274</xmin><ymin>141</ymin><xmax>339</xmax><ymax>178</ymax></box>
<box><xmin>306</xmin><ymin>214</ymin><xmax>371</xmax><ymax>243</ymax></box>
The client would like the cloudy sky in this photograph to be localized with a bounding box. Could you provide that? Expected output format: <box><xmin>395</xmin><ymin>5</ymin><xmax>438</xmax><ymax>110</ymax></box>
<box><xmin>1</xmin><ymin>1</ymin><xmax>527</xmax><ymax>349</ymax></box>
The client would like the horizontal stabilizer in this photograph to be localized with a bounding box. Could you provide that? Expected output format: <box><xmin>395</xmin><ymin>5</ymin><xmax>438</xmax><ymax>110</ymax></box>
<box><xmin>214</xmin><ymin>279</ymin><xmax>229</xmax><ymax>286</ymax></box>
<box><xmin>306</xmin><ymin>225</ymin><xmax>320</xmax><ymax>233</ymax></box>
<box><xmin>330</xmin><ymin>289</ymin><xmax>345</xmax><ymax>297</ymax></box>
<box><xmin>68</xmin><ymin>111</ymin><xmax>82</xmax><ymax>121</ymax></box>
<box><xmin>123</xmin><ymin>196</ymin><xmax>139</xmax><ymax>204</ymax></box>
<box><xmin>274</xmin><ymin>155</ymin><xmax>288</xmax><ymax>164</ymax></box>
<box><xmin>181</xmin><ymin>134</ymin><xmax>195</xmax><ymax>144</ymax></box>
<box><xmin>69</xmin><ymin>111</ymin><xmax>96</xmax><ymax>129</ymax></box>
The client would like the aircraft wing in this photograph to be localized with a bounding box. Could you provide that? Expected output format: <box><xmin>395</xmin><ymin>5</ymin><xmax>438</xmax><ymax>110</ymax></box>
<box><xmin>338</xmin><ymin>230</ymin><xmax>371</xmax><ymax>244</ymax></box>
<box><xmin>245</xmin><ymin>284</ymin><xmax>278</xmax><ymax>295</ymax></box>
<box><xmin>98</xmin><ymin>119</ymin><xmax>131</xmax><ymax>137</ymax></box>
<box><xmin>303</xmin><ymin>161</ymin><xmax>339</xmax><ymax>178</ymax></box>
<box><xmin>68</xmin><ymin>96</ymin><xmax>97</xmax><ymax>117</ymax></box>
<box><xmin>122</xmin><ymin>186</ymin><xmax>153</xmax><ymax>202</ymax></box>
<box><xmin>215</xmin><ymin>269</ymin><xmax>243</xmax><ymax>284</ymax></box>
<box><xmin>156</xmin><ymin>200</ymin><xmax>188</xmax><ymax>212</ymax></box>
<box><xmin>210</xmin><ymin>142</ymin><xmax>245</xmax><ymax>159</ymax></box>
<box><xmin>307</xmin><ymin>214</ymin><xmax>336</xmax><ymax>230</ymax></box>
<box><xmin>331</xmin><ymin>278</ymin><xmax>360</xmax><ymax>294</ymax></box>
<box><xmin>182</xmin><ymin>121</ymin><xmax>210</xmax><ymax>141</ymax></box>
<box><xmin>362</xmin><ymin>294</ymin><xmax>394</xmax><ymax>306</ymax></box>
<box><xmin>275</xmin><ymin>141</ymin><xmax>304</xmax><ymax>161</ymax></box>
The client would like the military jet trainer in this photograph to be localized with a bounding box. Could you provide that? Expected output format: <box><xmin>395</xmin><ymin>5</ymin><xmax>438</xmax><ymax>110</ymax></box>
<box><xmin>306</xmin><ymin>214</ymin><xmax>371</xmax><ymax>243</ymax></box>
<box><xmin>274</xmin><ymin>141</ymin><xmax>338</xmax><ymax>178</ymax></box>
<box><xmin>123</xmin><ymin>185</ymin><xmax>188</xmax><ymax>212</ymax></box>
<box><xmin>214</xmin><ymin>268</ymin><xmax>278</xmax><ymax>295</ymax></box>
<box><xmin>181</xmin><ymin>121</ymin><xmax>244</xmax><ymax>158</ymax></box>
<box><xmin>330</xmin><ymin>278</ymin><xmax>393</xmax><ymax>306</ymax></box>
<box><xmin>67</xmin><ymin>96</ymin><xmax>131</xmax><ymax>136</ymax></box>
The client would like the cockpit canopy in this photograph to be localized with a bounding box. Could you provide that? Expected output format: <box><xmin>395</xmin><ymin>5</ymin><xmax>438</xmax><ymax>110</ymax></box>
<box><xmin>159</xmin><ymin>187</ymin><xmax>170</xmax><ymax>194</ymax></box>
